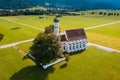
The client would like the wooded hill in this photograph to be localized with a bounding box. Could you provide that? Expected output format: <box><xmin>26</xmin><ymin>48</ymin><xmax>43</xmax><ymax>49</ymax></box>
<box><xmin>0</xmin><ymin>0</ymin><xmax>120</xmax><ymax>9</ymax></box>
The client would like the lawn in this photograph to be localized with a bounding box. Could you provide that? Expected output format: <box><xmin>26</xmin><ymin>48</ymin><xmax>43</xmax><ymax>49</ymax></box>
<box><xmin>0</xmin><ymin>15</ymin><xmax>119</xmax><ymax>50</ymax></box>
<box><xmin>86</xmin><ymin>23</ymin><xmax>120</xmax><ymax>50</ymax></box>
<box><xmin>17</xmin><ymin>42</ymin><xmax>33</xmax><ymax>53</ymax></box>
<box><xmin>0</xmin><ymin>18</ymin><xmax>40</xmax><ymax>45</ymax></box>
<box><xmin>3</xmin><ymin>15</ymin><xmax>116</xmax><ymax>32</ymax></box>
<box><xmin>0</xmin><ymin>46</ymin><xmax>120</xmax><ymax>80</ymax></box>
<box><xmin>0</xmin><ymin>47</ymin><xmax>35</xmax><ymax>80</ymax></box>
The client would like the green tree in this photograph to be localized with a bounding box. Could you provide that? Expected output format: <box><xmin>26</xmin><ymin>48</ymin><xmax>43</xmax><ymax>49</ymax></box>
<box><xmin>0</xmin><ymin>33</ymin><xmax>4</xmax><ymax>41</ymax></box>
<box><xmin>29</xmin><ymin>25</ymin><xmax>63</xmax><ymax>65</ymax></box>
<box><xmin>44</xmin><ymin>25</ymin><xmax>54</xmax><ymax>34</ymax></box>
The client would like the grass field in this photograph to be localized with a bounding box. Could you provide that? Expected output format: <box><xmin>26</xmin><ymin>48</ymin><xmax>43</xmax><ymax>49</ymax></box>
<box><xmin>0</xmin><ymin>18</ymin><xmax>40</xmax><ymax>45</ymax></box>
<box><xmin>86</xmin><ymin>22</ymin><xmax>120</xmax><ymax>50</ymax></box>
<box><xmin>0</xmin><ymin>15</ymin><xmax>120</xmax><ymax>80</ymax></box>
<box><xmin>0</xmin><ymin>46</ymin><xmax>120</xmax><ymax>80</ymax></box>
<box><xmin>4</xmin><ymin>15</ymin><xmax>116</xmax><ymax>32</ymax></box>
<box><xmin>1</xmin><ymin>15</ymin><xmax>120</xmax><ymax>50</ymax></box>
<box><xmin>0</xmin><ymin>47</ymin><xmax>35</xmax><ymax>80</ymax></box>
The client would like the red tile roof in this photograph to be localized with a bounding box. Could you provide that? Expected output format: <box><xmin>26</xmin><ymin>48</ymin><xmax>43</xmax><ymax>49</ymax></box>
<box><xmin>60</xmin><ymin>28</ymin><xmax>87</xmax><ymax>42</ymax></box>
<box><xmin>60</xmin><ymin>34</ymin><xmax>67</xmax><ymax>41</ymax></box>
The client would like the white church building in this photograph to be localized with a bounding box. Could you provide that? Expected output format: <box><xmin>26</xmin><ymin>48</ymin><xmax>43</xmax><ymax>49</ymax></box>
<box><xmin>54</xmin><ymin>17</ymin><xmax>87</xmax><ymax>53</ymax></box>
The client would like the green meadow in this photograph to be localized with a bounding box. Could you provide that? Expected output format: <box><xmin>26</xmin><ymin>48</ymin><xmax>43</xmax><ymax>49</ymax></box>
<box><xmin>0</xmin><ymin>18</ymin><xmax>40</xmax><ymax>45</ymax></box>
<box><xmin>0</xmin><ymin>47</ymin><xmax>35</xmax><ymax>80</ymax></box>
<box><xmin>0</xmin><ymin>46</ymin><xmax>120</xmax><ymax>80</ymax></box>
<box><xmin>0</xmin><ymin>15</ymin><xmax>120</xmax><ymax>80</ymax></box>
<box><xmin>4</xmin><ymin>15</ymin><xmax>115</xmax><ymax>31</ymax></box>
<box><xmin>0</xmin><ymin>15</ymin><xmax>120</xmax><ymax>49</ymax></box>
<box><xmin>86</xmin><ymin>22</ymin><xmax>120</xmax><ymax>50</ymax></box>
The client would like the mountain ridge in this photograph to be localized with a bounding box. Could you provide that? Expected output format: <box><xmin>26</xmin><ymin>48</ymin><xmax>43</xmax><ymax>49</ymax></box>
<box><xmin>0</xmin><ymin>0</ymin><xmax>120</xmax><ymax>9</ymax></box>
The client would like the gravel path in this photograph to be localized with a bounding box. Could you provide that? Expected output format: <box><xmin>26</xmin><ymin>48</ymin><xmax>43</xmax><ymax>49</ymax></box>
<box><xmin>0</xmin><ymin>17</ymin><xmax>44</xmax><ymax>31</ymax></box>
<box><xmin>0</xmin><ymin>39</ymin><xmax>34</xmax><ymax>49</ymax></box>
<box><xmin>85</xmin><ymin>21</ymin><xmax>120</xmax><ymax>30</ymax></box>
<box><xmin>87</xmin><ymin>42</ymin><xmax>120</xmax><ymax>53</ymax></box>
<box><xmin>0</xmin><ymin>17</ymin><xmax>120</xmax><ymax>53</ymax></box>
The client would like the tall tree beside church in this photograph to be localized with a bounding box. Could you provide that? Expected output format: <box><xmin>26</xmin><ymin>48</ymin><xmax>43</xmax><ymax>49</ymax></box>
<box><xmin>0</xmin><ymin>33</ymin><xmax>4</xmax><ymax>41</ymax></box>
<box><xmin>29</xmin><ymin>25</ymin><xmax>63</xmax><ymax>65</ymax></box>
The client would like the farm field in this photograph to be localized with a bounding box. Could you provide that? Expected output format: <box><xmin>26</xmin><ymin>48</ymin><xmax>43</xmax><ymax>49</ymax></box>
<box><xmin>0</xmin><ymin>46</ymin><xmax>120</xmax><ymax>80</ymax></box>
<box><xmin>0</xmin><ymin>18</ymin><xmax>40</xmax><ymax>45</ymax></box>
<box><xmin>0</xmin><ymin>15</ymin><xmax>120</xmax><ymax>49</ymax></box>
<box><xmin>0</xmin><ymin>47</ymin><xmax>35</xmax><ymax>80</ymax></box>
<box><xmin>0</xmin><ymin>15</ymin><xmax>120</xmax><ymax>80</ymax></box>
<box><xmin>86</xmin><ymin>23</ymin><xmax>120</xmax><ymax>50</ymax></box>
<box><xmin>3</xmin><ymin>15</ymin><xmax>116</xmax><ymax>32</ymax></box>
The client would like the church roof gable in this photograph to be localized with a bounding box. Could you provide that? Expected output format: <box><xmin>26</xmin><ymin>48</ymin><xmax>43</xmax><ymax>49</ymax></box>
<box><xmin>60</xmin><ymin>34</ymin><xmax>67</xmax><ymax>42</ymax></box>
<box><xmin>60</xmin><ymin>28</ymin><xmax>87</xmax><ymax>42</ymax></box>
<box><xmin>65</xmin><ymin>28</ymin><xmax>87</xmax><ymax>41</ymax></box>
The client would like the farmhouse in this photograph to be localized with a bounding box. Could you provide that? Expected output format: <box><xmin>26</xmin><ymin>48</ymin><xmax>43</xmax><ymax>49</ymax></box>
<box><xmin>54</xmin><ymin>18</ymin><xmax>87</xmax><ymax>53</ymax></box>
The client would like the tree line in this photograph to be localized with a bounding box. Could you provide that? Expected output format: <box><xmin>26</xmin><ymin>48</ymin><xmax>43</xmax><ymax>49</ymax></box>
<box><xmin>0</xmin><ymin>9</ymin><xmax>46</xmax><ymax>16</ymax></box>
<box><xmin>0</xmin><ymin>9</ymin><xmax>82</xmax><ymax>16</ymax></box>
<box><xmin>90</xmin><ymin>11</ymin><xmax>120</xmax><ymax>16</ymax></box>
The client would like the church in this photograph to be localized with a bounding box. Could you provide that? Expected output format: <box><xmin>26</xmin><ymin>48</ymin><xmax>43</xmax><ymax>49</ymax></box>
<box><xmin>54</xmin><ymin>17</ymin><xmax>87</xmax><ymax>53</ymax></box>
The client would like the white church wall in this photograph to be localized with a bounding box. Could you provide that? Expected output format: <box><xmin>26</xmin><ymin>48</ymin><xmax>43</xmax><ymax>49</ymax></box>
<box><xmin>61</xmin><ymin>39</ymin><xmax>87</xmax><ymax>53</ymax></box>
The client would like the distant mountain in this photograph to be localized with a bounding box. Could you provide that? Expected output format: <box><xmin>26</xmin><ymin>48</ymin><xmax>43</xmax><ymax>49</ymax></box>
<box><xmin>0</xmin><ymin>0</ymin><xmax>120</xmax><ymax>9</ymax></box>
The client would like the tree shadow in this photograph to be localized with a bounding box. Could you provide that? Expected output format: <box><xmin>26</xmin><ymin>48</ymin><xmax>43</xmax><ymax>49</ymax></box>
<box><xmin>60</xmin><ymin>63</ymin><xmax>67</xmax><ymax>69</ymax></box>
<box><xmin>10</xmin><ymin>65</ymin><xmax>55</xmax><ymax>80</ymax></box>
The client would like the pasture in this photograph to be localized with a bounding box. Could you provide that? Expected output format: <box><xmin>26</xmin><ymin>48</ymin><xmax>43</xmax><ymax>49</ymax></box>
<box><xmin>0</xmin><ymin>15</ymin><xmax>120</xmax><ymax>50</ymax></box>
<box><xmin>0</xmin><ymin>46</ymin><xmax>120</xmax><ymax>80</ymax></box>
<box><xmin>0</xmin><ymin>15</ymin><xmax>120</xmax><ymax>80</ymax></box>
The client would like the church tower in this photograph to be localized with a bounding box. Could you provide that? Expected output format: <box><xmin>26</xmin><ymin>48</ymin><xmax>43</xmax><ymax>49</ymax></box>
<box><xmin>54</xmin><ymin>17</ymin><xmax>60</xmax><ymax>36</ymax></box>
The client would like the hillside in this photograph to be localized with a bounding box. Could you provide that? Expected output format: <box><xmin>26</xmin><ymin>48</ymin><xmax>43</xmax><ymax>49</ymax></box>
<box><xmin>0</xmin><ymin>0</ymin><xmax>120</xmax><ymax>9</ymax></box>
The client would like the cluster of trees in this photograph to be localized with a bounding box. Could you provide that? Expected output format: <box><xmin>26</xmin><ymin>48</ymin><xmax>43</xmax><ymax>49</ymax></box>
<box><xmin>28</xmin><ymin>25</ymin><xmax>63</xmax><ymax>65</ymax></box>
<box><xmin>90</xmin><ymin>11</ymin><xmax>120</xmax><ymax>16</ymax></box>
<box><xmin>0</xmin><ymin>9</ymin><xmax>70</xmax><ymax>16</ymax></box>
<box><xmin>0</xmin><ymin>33</ymin><xmax>4</xmax><ymax>41</ymax></box>
<box><xmin>0</xmin><ymin>9</ymin><xmax>81</xmax><ymax>16</ymax></box>
<box><xmin>0</xmin><ymin>9</ymin><xmax>46</xmax><ymax>16</ymax></box>
<box><xmin>99</xmin><ymin>12</ymin><xmax>120</xmax><ymax>16</ymax></box>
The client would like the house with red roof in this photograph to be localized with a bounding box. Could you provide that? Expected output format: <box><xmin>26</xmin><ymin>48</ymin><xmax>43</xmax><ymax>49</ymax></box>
<box><xmin>54</xmin><ymin>17</ymin><xmax>87</xmax><ymax>53</ymax></box>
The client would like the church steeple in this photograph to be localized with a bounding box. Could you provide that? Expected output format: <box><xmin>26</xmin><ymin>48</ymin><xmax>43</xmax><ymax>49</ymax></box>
<box><xmin>54</xmin><ymin>17</ymin><xmax>60</xmax><ymax>36</ymax></box>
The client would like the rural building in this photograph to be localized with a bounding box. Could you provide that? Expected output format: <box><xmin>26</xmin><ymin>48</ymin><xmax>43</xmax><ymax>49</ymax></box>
<box><xmin>54</xmin><ymin>18</ymin><xmax>87</xmax><ymax>53</ymax></box>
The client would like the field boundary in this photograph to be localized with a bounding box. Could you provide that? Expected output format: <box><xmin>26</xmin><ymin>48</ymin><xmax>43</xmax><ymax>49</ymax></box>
<box><xmin>0</xmin><ymin>39</ymin><xmax>120</xmax><ymax>53</ymax></box>
<box><xmin>13</xmin><ymin>46</ymin><xmax>26</xmax><ymax>56</ymax></box>
<box><xmin>0</xmin><ymin>17</ymin><xmax>44</xmax><ymax>31</ymax></box>
<box><xmin>0</xmin><ymin>39</ymin><xmax>34</xmax><ymax>49</ymax></box>
<box><xmin>85</xmin><ymin>21</ymin><xmax>120</xmax><ymax>30</ymax></box>
<box><xmin>87</xmin><ymin>42</ymin><xmax>120</xmax><ymax>53</ymax></box>
<box><xmin>0</xmin><ymin>17</ymin><xmax>120</xmax><ymax>53</ymax></box>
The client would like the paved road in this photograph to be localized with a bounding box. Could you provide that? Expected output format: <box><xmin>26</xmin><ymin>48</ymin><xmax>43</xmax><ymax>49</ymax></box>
<box><xmin>0</xmin><ymin>17</ymin><xmax>44</xmax><ymax>31</ymax></box>
<box><xmin>0</xmin><ymin>39</ymin><xmax>120</xmax><ymax>53</ymax></box>
<box><xmin>0</xmin><ymin>39</ymin><xmax>34</xmax><ymax>49</ymax></box>
<box><xmin>87</xmin><ymin>42</ymin><xmax>120</xmax><ymax>53</ymax></box>
<box><xmin>1</xmin><ymin>17</ymin><xmax>120</xmax><ymax>31</ymax></box>
<box><xmin>0</xmin><ymin>17</ymin><xmax>120</xmax><ymax>53</ymax></box>
<box><xmin>85</xmin><ymin>21</ymin><xmax>120</xmax><ymax>30</ymax></box>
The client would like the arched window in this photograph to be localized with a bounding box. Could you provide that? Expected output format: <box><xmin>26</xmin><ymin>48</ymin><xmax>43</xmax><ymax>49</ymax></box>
<box><xmin>76</xmin><ymin>42</ymin><xmax>78</xmax><ymax>49</ymax></box>
<box><xmin>69</xmin><ymin>44</ymin><xmax>71</xmax><ymax>50</ymax></box>
<box><xmin>80</xmin><ymin>42</ymin><xmax>81</xmax><ymax>48</ymax></box>
<box><xmin>73</xmin><ymin>43</ymin><xmax>75</xmax><ymax>49</ymax></box>
<box><xmin>83</xmin><ymin>41</ymin><xmax>85</xmax><ymax>48</ymax></box>
<box><xmin>63</xmin><ymin>43</ymin><xmax>66</xmax><ymax>50</ymax></box>
<box><xmin>63</xmin><ymin>46</ymin><xmax>66</xmax><ymax>50</ymax></box>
